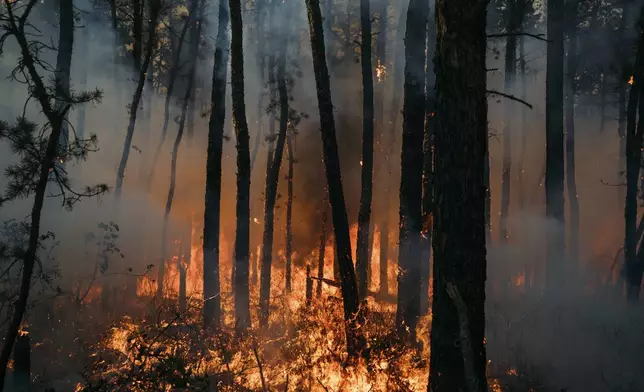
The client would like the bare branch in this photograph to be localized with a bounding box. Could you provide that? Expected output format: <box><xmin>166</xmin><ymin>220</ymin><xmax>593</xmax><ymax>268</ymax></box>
<box><xmin>487</xmin><ymin>32</ymin><xmax>550</xmax><ymax>42</ymax></box>
<box><xmin>486</xmin><ymin>89</ymin><xmax>534</xmax><ymax>109</ymax></box>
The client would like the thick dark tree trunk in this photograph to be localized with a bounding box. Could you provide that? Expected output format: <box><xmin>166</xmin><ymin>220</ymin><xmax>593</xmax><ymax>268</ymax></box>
<box><xmin>230</xmin><ymin>0</ymin><xmax>252</xmax><ymax>331</ymax></box>
<box><xmin>499</xmin><ymin>8</ymin><xmax>518</xmax><ymax>244</ymax></box>
<box><xmin>356</xmin><ymin>0</ymin><xmax>374</xmax><ymax>302</ymax></box>
<box><xmin>285</xmin><ymin>125</ymin><xmax>295</xmax><ymax>292</ymax></box>
<box><xmin>202</xmin><ymin>0</ymin><xmax>230</xmax><ymax>329</ymax></box>
<box><xmin>395</xmin><ymin>0</ymin><xmax>428</xmax><ymax>342</ymax></box>
<box><xmin>545</xmin><ymin>0</ymin><xmax>565</xmax><ymax>290</ymax></box>
<box><xmin>420</xmin><ymin>9</ymin><xmax>435</xmax><ymax>316</ymax></box>
<box><xmin>565</xmin><ymin>23</ymin><xmax>580</xmax><ymax>272</ymax></box>
<box><xmin>305</xmin><ymin>0</ymin><xmax>366</xmax><ymax>358</ymax></box>
<box><xmin>115</xmin><ymin>3</ymin><xmax>160</xmax><ymax>198</ymax></box>
<box><xmin>625</xmin><ymin>10</ymin><xmax>644</xmax><ymax>302</ymax></box>
<box><xmin>429</xmin><ymin>0</ymin><xmax>487</xmax><ymax>389</ymax></box>
<box><xmin>258</xmin><ymin>25</ymin><xmax>289</xmax><ymax>326</ymax></box>
<box><xmin>317</xmin><ymin>197</ymin><xmax>328</xmax><ymax>297</ymax></box>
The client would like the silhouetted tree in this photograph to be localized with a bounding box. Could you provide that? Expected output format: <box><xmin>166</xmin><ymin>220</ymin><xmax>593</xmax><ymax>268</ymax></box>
<box><xmin>429</xmin><ymin>0</ymin><xmax>488</xmax><ymax>389</ymax></box>
<box><xmin>395</xmin><ymin>0</ymin><xmax>428</xmax><ymax>342</ymax></box>
<box><xmin>304</xmin><ymin>0</ymin><xmax>366</xmax><ymax>357</ymax></box>
<box><xmin>203</xmin><ymin>0</ymin><xmax>231</xmax><ymax>329</ymax></box>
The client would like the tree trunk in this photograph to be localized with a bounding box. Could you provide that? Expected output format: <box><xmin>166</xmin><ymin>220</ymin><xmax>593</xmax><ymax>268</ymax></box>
<box><xmin>115</xmin><ymin>3</ymin><xmax>160</xmax><ymax>198</ymax></box>
<box><xmin>230</xmin><ymin>0</ymin><xmax>252</xmax><ymax>331</ymax></box>
<box><xmin>625</xmin><ymin>9</ymin><xmax>644</xmax><ymax>302</ymax></box>
<box><xmin>12</xmin><ymin>332</ymin><xmax>30</xmax><ymax>391</ymax></box>
<box><xmin>517</xmin><ymin>33</ymin><xmax>527</xmax><ymax>209</ymax></box>
<box><xmin>250</xmin><ymin>0</ymin><xmax>265</xmax><ymax>171</ymax></box>
<box><xmin>186</xmin><ymin>0</ymin><xmax>203</xmax><ymax>142</ymax></box>
<box><xmin>355</xmin><ymin>0</ymin><xmax>374</xmax><ymax>302</ymax></box>
<box><xmin>132</xmin><ymin>0</ymin><xmax>143</xmax><ymax>71</ymax></box>
<box><xmin>618</xmin><ymin>11</ymin><xmax>628</xmax><ymax>221</ymax></box>
<box><xmin>545</xmin><ymin>0</ymin><xmax>565</xmax><ymax>290</ymax></box>
<box><xmin>202</xmin><ymin>0</ymin><xmax>230</xmax><ymax>329</ymax></box>
<box><xmin>317</xmin><ymin>197</ymin><xmax>328</xmax><ymax>297</ymax></box>
<box><xmin>395</xmin><ymin>0</ymin><xmax>428</xmax><ymax>342</ymax></box>
<box><xmin>0</xmin><ymin>0</ymin><xmax>75</xmax><ymax>386</ymax></box>
<box><xmin>420</xmin><ymin>8</ymin><xmax>435</xmax><ymax>316</ymax></box>
<box><xmin>304</xmin><ymin>0</ymin><xmax>366</xmax><ymax>358</ymax></box>
<box><xmin>429</xmin><ymin>0</ymin><xmax>487</xmax><ymax>389</ymax></box>
<box><xmin>499</xmin><ymin>7</ymin><xmax>517</xmax><ymax>244</ymax></box>
<box><xmin>285</xmin><ymin>124</ymin><xmax>295</xmax><ymax>292</ymax></box>
<box><xmin>157</xmin><ymin>56</ymin><xmax>197</xmax><ymax>300</ymax></box>
<box><xmin>54</xmin><ymin>0</ymin><xmax>74</xmax><ymax>160</ymax></box>
<box><xmin>147</xmin><ymin>15</ymin><xmax>191</xmax><ymax>191</ymax></box>
<box><xmin>179</xmin><ymin>231</ymin><xmax>189</xmax><ymax>312</ymax></box>
<box><xmin>565</xmin><ymin>23</ymin><xmax>580</xmax><ymax>273</ymax></box>
<box><xmin>258</xmin><ymin>24</ymin><xmax>289</xmax><ymax>326</ymax></box>
<box><xmin>75</xmin><ymin>22</ymin><xmax>89</xmax><ymax>142</ymax></box>
<box><xmin>375</xmin><ymin>0</ymin><xmax>389</xmax><ymax>299</ymax></box>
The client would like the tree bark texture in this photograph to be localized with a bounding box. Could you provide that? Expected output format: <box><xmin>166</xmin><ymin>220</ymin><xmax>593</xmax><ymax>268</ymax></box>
<box><xmin>429</xmin><ymin>0</ymin><xmax>488</xmax><ymax>389</ymax></box>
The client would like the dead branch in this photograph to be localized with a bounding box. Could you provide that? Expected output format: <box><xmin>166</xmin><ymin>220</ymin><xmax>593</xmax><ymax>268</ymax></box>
<box><xmin>487</xmin><ymin>32</ymin><xmax>549</xmax><ymax>42</ymax></box>
<box><xmin>486</xmin><ymin>89</ymin><xmax>534</xmax><ymax>109</ymax></box>
<box><xmin>252</xmin><ymin>340</ymin><xmax>268</xmax><ymax>392</ymax></box>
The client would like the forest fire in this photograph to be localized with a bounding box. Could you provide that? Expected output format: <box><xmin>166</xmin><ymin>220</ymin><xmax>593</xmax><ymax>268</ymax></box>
<box><xmin>1</xmin><ymin>0</ymin><xmax>643</xmax><ymax>389</ymax></box>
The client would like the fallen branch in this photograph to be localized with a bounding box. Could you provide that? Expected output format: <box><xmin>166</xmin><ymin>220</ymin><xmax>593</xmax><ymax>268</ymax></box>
<box><xmin>486</xmin><ymin>89</ymin><xmax>534</xmax><ymax>109</ymax></box>
<box><xmin>487</xmin><ymin>32</ymin><xmax>549</xmax><ymax>42</ymax></box>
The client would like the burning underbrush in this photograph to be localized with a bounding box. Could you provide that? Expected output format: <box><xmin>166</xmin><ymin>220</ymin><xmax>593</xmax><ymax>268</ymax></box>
<box><xmin>78</xmin><ymin>291</ymin><xmax>430</xmax><ymax>392</ymax></box>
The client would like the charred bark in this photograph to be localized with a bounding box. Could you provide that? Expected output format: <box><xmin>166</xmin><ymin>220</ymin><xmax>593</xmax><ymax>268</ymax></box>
<box><xmin>395</xmin><ymin>0</ymin><xmax>428</xmax><ymax>342</ymax></box>
<box><xmin>429</xmin><ymin>0</ymin><xmax>488</xmax><ymax>389</ymax></box>
<box><xmin>420</xmin><ymin>8</ymin><xmax>435</xmax><ymax>316</ymax></box>
<box><xmin>203</xmin><ymin>0</ymin><xmax>230</xmax><ymax>329</ymax></box>
<box><xmin>230</xmin><ymin>0</ymin><xmax>252</xmax><ymax>331</ymax></box>
<box><xmin>305</xmin><ymin>0</ymin><xmax>366</xmax><ymax>358</ymax></box>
